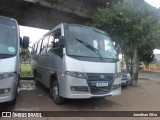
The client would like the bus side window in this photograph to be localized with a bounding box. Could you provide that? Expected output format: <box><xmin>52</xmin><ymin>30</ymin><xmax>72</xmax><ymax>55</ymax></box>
<box><xmin>47</xmin><ymin>29</ymin><xmax>61</xmax><ymax>53</ymax></box>
<box><xmin>36</xmin><ymin>40</ymin><xmax>43</xmax><ymax>54</ymax></box>
<box><xmin>47</xmin><ymin>35</ymin><xmax>54</xmax><ymax>53</ymax></box>
<box><xmin>31</xmin><ymin>44</ymin><xmax>35</xmax><ymax>55</ymax></box>
<box><xmin>53</xmin><ymin>31</ymin><xmax>61</xmax><ymax>49</ymax></box>
<box><xmin>34</xmin><ymin>42</ymin><xmax>38</xmax><ymax>54</ymax></box>
<box><xmin>41</xmin><ymin>36</ymin><xmax>49</xmax><ymax>54</ymax></box>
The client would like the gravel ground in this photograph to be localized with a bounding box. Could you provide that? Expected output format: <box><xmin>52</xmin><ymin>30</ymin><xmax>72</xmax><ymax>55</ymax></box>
<box><xmin>0</xmin><ymin>71</ymin><xmax>160</xmax><ymax>120</ymax></box>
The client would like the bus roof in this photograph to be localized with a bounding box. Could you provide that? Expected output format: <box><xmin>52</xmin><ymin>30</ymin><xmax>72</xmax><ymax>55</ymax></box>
<box><xmin>0</xmin><ymin>15</ymin><xmax>17</xmax><ymax>23</ymax></box>
<box><xmin>44</xmin><ymin>23</ymin><xmax>107</xmax><ymax>37</ymax></box>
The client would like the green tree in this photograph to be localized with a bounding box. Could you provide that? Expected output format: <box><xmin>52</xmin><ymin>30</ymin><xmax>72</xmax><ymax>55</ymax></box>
<box><xmin>21</xmin><ymin>48</ymin><xmax>31</xmax><ymax>62</ymax></box>
<box><xmin>89</xmin><ymin>0</ymin><xmax>160</xmax><ymax>85</ymax></box>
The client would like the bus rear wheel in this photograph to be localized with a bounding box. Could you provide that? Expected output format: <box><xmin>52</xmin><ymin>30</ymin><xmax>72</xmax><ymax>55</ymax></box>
<box><xmin>50</xmin><ymin>79</ymin><xmax>64</xmax><ymax>104</ymax></box>
<box><xmin>34</xmin><ymin>73</ymin><xmax>41</xmax><ymax>87</ymax></box>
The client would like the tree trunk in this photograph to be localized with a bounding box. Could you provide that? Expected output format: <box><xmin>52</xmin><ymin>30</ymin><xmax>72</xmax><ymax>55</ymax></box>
<box><xmin>124</xmin><ymin>53</ymin><xmax>130</xmax><ymax>72</ymax></box>
<box><xmin>130</xmin><ymin>57</ymin><xmax>133</xmax><ymax>77</ymax></box>
<box><xmin>131</xmin><ymin>46</ymin><xmax>139</xmax><ymax>86</ymax></box>
<box><xmin>121</xmin><ymin>53</ymin><xmax>124</xmax><ymax>68</ymax></box>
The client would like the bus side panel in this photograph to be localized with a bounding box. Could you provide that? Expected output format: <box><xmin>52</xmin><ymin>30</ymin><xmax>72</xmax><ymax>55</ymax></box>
<box><xmin>46</xmin><ymin>54</ymin><xmax>63</xmax><ymax>87</ymax></box>
<box><xmin>36</xmin><ymin>54</ymin><xmax>45</xmax><ymax>85</ymax></box>
<box><xmin>38</xmin><ymin>53</ymin><xmax>51</xmax><ymax>88</ymax></box>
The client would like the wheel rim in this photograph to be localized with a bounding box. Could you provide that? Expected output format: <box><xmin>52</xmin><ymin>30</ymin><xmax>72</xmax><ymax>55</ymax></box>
<box><xmin>17</xmin><ymin>86</ymin><xmax>20</xmax><ymax>94</ymax></box>
<box><xmin>52</xmin><ymin>83</ymin><xmax>58</xmax><ymax>98</ymax></box>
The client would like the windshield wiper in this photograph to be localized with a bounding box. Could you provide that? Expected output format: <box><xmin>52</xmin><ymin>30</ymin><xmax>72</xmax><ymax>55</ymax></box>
<box><xmin>75</xmin><ymin>38</ymin><xmax>104</xmax><ymax>61</ymax></box>
<box><xmin>0</xmin><ymin>53</ymin><xmax>14</xmax><ymax>59</ymax></box>
<box><xmin>0</xmin><ymin>53</ymin><xmax>12</xmax><ymax>55</ymax></box>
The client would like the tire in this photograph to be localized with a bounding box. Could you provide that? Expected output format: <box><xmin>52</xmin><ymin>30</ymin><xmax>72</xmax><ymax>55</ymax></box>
<box><xmin>50</xmin><ymin>79</ymin><xmax>64</xmax><ymax>104</ymax></box>
<box><xmin>122</xmin><ymin>85</ymin><xmax>127</xmax><ymax>88</ymax></box>
<box><xmin>34</xmin><ymin>73</ymin><xmax>41</xmax><ymax>87</ymax></box>
<box><xmin>34</xmin><ymin>77</ymin><xmax>39</xmax><ymax>87</ymax></box>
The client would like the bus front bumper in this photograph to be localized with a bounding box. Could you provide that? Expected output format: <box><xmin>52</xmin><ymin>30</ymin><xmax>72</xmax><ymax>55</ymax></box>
<box><xmin>0</xmin><ymin>76</ymin><xmax>18</xmax><ymax>103</ymax></box>
<box><xmin>62</xmin><ymin>88</ymin><xmax>121</xmax><ymax>99</ymax></box>
<box><xmin>59</xmin><ymin>75</ymin><xmax>121</xmax><ymax>99</ymax></box>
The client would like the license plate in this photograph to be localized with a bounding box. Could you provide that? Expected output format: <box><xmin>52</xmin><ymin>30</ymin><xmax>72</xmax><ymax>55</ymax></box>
<box><xmin>122</xmin><ymin>80</ymin><xmax>126</xmax><ymax>83</ymax></box>
<box><xmin>96</xmin><ymin>82</ymin><xmax>108</xmax><ymax>87</ymax></box>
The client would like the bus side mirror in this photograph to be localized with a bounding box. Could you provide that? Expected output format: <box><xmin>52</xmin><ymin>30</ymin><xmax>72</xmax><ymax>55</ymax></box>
<box><xmin>22</xmin><ymin>36</ymin><xmax>29</xmax><ymax>49</ymax></box>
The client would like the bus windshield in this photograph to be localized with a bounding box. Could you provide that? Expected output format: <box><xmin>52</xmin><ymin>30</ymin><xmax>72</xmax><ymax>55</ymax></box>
<box><xmin>0</xmin><ymin>21</ymin><xmax>17</xmax><ymax>56</ymax></box>
<box><xmin>65</xmin><ymin>25</ymin><xmax>117</xmax><ymax>59</ymax></box>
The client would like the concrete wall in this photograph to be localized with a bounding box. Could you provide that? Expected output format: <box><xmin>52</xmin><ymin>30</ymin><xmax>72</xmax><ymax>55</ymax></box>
<box><xmin>0</xmin><ymin>0</ymin><xmax>123</xmax><ymax>29</ymax></box>
<box><xmin>33</xmin><ymin>0</ymin><xmax>122</xmax><ymax>18</ymax></box>
<box><xmin>0</xmin><ymin>0</ymin><xmax>91</xmax><ymax>29</ymax></box>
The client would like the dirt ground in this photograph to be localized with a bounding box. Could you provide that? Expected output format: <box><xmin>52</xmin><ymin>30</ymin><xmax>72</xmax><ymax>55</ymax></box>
<box><xmin>0</xmin><ymin>71</ymin><xmax>160</xmax><ymax>120</ymax></box>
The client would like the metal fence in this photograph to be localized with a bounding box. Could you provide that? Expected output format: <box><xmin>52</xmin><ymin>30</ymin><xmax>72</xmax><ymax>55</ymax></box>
<box><xmin>143</xmin><ymin>65</ymin><xmax>160</xmax><ymax>71</ymax></box>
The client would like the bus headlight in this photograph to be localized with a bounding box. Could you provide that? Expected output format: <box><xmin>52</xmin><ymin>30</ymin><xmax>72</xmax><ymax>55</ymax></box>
<box><xmin>114</xmin><ymin>73</ymin><xmax>121</xmax><ymax>79</ymax></box>
<box><xmin>0</xmin><ymin>72</ymin><xmax>16</xmax><ymax>80</ymax></box>
<box><xmin>65</xmin><ymin>71</ymin><xmax>85</xmax><ymax>79</ymax></box>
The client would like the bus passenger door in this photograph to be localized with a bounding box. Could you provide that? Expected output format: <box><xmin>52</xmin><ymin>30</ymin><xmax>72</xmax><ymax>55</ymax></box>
<box><xmin>47</xmin><ymin>30</ymin><xmax>63</xmax><ymax>88</ymax></box>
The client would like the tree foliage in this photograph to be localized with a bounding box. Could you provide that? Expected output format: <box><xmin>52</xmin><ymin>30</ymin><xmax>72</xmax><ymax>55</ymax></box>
<box><xmin>89</xmin><ymin>0</ymin><xmax>160</xmax><ymax>85</ymax></box>
<box><xmin>20</xmin><ymin>48</ymin><xmax>31</xmax><ymax>61</ymax></box>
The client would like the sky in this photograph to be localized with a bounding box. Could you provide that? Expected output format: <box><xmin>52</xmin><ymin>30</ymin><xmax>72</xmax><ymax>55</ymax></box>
<box><xmin>20</xmin><ymin>0</ymin><xmax>160</xmax><ymax>54</ymax></box>
<box><xmin>20</xmin><ymin>26</ymin><xmax>49</xmax><ymax>47</ymax></box>
<box><xmin>144</xmin><ymin>0</ymin><xmax>160</xmax><ymax>8</ymax></box>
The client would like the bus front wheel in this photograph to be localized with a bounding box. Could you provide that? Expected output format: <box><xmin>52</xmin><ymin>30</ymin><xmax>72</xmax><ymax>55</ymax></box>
<box><xmin>50</xmin><ymin>79</ymin><xmax>64</xmax><ymax>104</ymax></box>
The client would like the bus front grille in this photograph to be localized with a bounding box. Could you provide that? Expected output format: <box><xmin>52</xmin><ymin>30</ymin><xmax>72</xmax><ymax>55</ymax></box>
<box><xmin>87</xmin><ymin>73</ymin><xmax>114</xmax><ymax>81</ymax></box>
<box><xmin>87</xmin><ymin>73</ymin><xmax>114</xmax><ymax>95</ymax></box>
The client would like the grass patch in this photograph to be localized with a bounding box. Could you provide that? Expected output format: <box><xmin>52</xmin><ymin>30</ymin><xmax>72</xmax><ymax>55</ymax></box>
<box><xmin>20</xmin><ymin>64</ymin><xmax>31</xmax><ymax>77</ymax></box>
<box><xmin>149</xmin><ymin>63</ymin><xmax>157</xmax><ymax>67</ymax></box>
